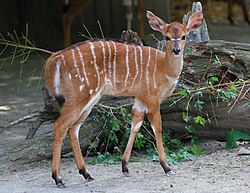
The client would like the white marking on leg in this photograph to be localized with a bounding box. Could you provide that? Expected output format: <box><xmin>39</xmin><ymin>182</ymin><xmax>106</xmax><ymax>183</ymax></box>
<box><xmin>76</xmin><ymin>47</ymin><xmax>89</xmax><ymax>86</ymax></box>
<box><xmin>146</xmin><ymin>47</ymin><xmax>151</xmax><ymax>94</ymax></box>
<box><xmin>89</xmin><ymin>42</ymin><xmax>100</xmax><ymax>92</ymax></box>
<box><xmin>153</xmin><ymin>50</ymin><xmax>158</xmax><ymax>89</ymax></box>
<box><xmin>131</xmin><ymin>45</ymin><xmax>139</xmax><ymax>88</ymax></box>
<box><xmin>89</xmin><ymin>89</ymin><xmax>93</xmax><ymax>95</ymax></box>
<box><xmin>132</xmin><ymin>121</ymin><xmax>143</xmax><ymax>132</ymax></box>
<box><xmin>74</xmin><ymin>124</ymin><xmax>81</xmax><ymax>140</ymax></box>
<box><xmin>151</xmin><ymin>124</ymin><xmax>156</xmax><ymax>134</ymax></box>
<box><xmin>111</xmin><ymin>41</ymin><xmax>117</xmax><ymax>88</ymax></box>
<box><xmin>80</xmin><ymin>89</ymin><xmax>103</xmax><ymax>114</ymax></box>
<box><xmin>54</xmin><ymin>61</ymin><xmax>61</xmax><ymax>96</ymax></box>
<box><xmin>133</xmin><ymin>99</ymin><xmax>147</xmax><ymax>113</ymax></box>
<box><xmin>125</xmin><ymin>44</ymin><xmax>130</xmax><ymax>87</ymax></box>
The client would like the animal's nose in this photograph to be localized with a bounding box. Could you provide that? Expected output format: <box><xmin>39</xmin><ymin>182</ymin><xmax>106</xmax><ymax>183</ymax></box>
<box><xmin>173</xmin><ymin>48</ymin><xmax>180</xmax><ymax>55</ymax></box>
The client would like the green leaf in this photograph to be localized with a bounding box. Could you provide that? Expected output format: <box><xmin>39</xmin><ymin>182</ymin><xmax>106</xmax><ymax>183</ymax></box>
<box><xmin>193</xmin><ymin>116</ymin><xmax>206</xmax><ymax>126</ymax></box>
<box><xmin>192</xmin><ymin>144</ymin><xmax>203</xmax><ymax>156</ymax></box>
<box><xmin>225</xmin><ymin>130</ymin><xmax>250</xmax><ymax>149</ymax></box>
<box><xmin>230</xmin><ymin>83</ymin><xmax>237</xmax><ymax>92</ymax></box>
<box><xmin>194</xmin><ymin>100</ymin><xmax>204</xmax><ymax>110</ymax></box>
<box><xmin>185</xmin><ymin>125</ymin><xmax>198</xmax><ymax>133</ymax></box>
<box><xmin>182</xmin><ymin>112</ymin><xmax>191</xmax><ymax>123</ymax></box>
<box><xmin>178</xmin><ymin>90</ymin><xmax>188</xmax><ymax>96</ymax></box>
<box><xmin>209</xmin><ymin>76</ymin><xmax>219</xmax><ymax>85</ymax></box>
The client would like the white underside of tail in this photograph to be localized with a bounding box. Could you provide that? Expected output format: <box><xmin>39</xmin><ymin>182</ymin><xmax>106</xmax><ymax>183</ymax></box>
<box><xmin>54</xmin><ymin>61</ymin><xmax>61</xmax><ymax>96</ymax></box>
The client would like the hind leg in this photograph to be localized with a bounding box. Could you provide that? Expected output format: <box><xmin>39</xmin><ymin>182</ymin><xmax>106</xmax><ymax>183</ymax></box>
<box><xmin>51</xmin><ymin>104</ymin><xmax>88</xmax><ymax>188</ymax></box>
<box><xmin>67</xmin><ymin>110</ymin><xmax>94</xmax><ymax>181</ymax></box>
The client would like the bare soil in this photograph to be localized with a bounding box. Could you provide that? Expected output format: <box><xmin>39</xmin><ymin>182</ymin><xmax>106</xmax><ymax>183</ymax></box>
<box><xmin>1</xmin><ymin>23</ymin><xmax>250</xmax><ymax>193</ymax></box>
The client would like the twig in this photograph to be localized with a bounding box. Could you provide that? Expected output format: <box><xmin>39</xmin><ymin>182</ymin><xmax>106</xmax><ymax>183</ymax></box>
<box><xmin>97</xmin><ymin>20</ymin><xmax>105</xmax><ymax>39</ymax></box>
<box><xmin>171</xmin><ymin>80</ymin><xmax>250</xmax><ymax>98</ymax></box>
<box><xmin>5</xmin><ymin>111</ymin><xmax>41</xmax><ymax>128</ymax></box>
<box><xmin>97</xmin><ymin>103</ymin><xmax>133</xmax><ymax>110</ymax></box>
<box><xmin>0</xmin><ymin>39</ymin><xmax>52</xmax><ymax>55</ymax></box>
<box><xmin>228</xmin><ymin>81</ymin><xmax>246</xmax><ymax>114</ymax></box>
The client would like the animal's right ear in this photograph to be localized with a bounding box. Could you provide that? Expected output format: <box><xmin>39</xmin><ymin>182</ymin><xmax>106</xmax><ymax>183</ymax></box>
<box><xmin>146</xmin><ymin>11</ymin><xmax>167</xmax><ymax>35</ymax></box>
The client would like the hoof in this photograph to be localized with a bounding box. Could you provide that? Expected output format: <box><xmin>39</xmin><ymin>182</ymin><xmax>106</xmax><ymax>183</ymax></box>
<box><xmin>56</xmin><ymin>182</ymin><xmax>66</xmax><ymax>188</ymax></box>
<box><xmin>79</xmin><ymin>169</ymin><xmax>94</xmax><ymax>181</ymax></box>
<box><xmin>123</xmin><ymin>171</ymin><xmax>130</xmax><ymax>177</ymax></box>
<box><xmin>86</xmin><ymin>175</ymin><xmax>94</xmax><ymax>181</ymax></box>
<box><xmin>166</xmin><ymin>170</ymin><xmax>175</xmax><ymax>176</ymax></box>
<box><xmin>122</xmin><ymin>159</ymin><xmax>129</xmax><ymax>176</ymax></box>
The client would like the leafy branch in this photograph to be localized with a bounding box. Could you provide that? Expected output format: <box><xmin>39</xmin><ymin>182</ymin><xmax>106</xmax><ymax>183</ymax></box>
<box><xmin>0</xmin><ymin>24</ymin><xmax>52</xmax><ymax>66</ymax></box>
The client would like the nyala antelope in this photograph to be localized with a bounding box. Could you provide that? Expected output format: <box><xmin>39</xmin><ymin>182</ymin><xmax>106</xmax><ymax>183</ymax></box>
<box><xmin>45</xmin><ymin>10</ymin><xmax>203</xmax><ymax>188</ymax></box>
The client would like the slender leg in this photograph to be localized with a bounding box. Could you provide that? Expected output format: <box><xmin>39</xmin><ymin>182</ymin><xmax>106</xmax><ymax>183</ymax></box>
<box><xmin>122</xmin><ymin>100</ymin><xmax>145</xmax><ymax>175</ymax></box>
<box><xmin>51</xmin><ymin>104</ymin><xmax>85</xmax><ymax>188</ymax></box>
<box><xmin>146</xmin><ymin>105</ymin><xmax>171</xmax><ymax>174</ymax></box>
<box><xmin>67</xmin><ymin>110</ymin><xmax>94</xmax><ymax>181</ymax></box>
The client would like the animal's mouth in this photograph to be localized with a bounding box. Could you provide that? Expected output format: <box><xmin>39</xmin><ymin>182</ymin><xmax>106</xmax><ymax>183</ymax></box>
<box><xmin>172</xmin><ymin>52</ymin><xmax>181</xmax><ymax>57</ymax></box>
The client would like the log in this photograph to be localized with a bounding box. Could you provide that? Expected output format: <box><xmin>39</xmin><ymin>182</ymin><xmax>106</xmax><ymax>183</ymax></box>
<box><xmin>1</xmin><ymin>40</ymin><xmax>249</xmax><ymax>166</ymax></box>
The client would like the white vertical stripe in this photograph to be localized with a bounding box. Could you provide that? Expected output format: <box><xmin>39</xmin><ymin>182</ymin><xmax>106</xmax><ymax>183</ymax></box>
<box><xmin>111</xmin><ymin>41</ymin><xmax>117</xmax><ymax>88</ymax></box>
<box><xmin>89</xmin><ymin>42</ymin><xmax>100</xmax><ymax>92</ymax></box>
<box><xmin>131</xmin><ymin>45</ymin><xmax>139</xmax><ymax>88</ymax></box>
<box><xmin>146</xmin><ymin>47</ymin><xmax>151</xmax><ymax>94</ymax></box>
<box><xmin>100</xmin><ymin>41</ymin><xmax>107</xmax><ymax>82</ymax></box>
<box><xmin>124</xmin><ymin>44</ymin><xmax>130</xmax><ymax>87</ymax></box>
<box><xmin>71</xmin><ymin>48</ymin><xmax>82</xmax><ymax>83</ymax></box>
<box><xmin>138</xmin><ymin>46</ymin><xmax>143</xmax><ymax>81</ymax></box>
<box><xmin>76</xmin><ymin>47</ymin><xmax>89</xmax><ymax>86</ymax></box>
<box><xmin>60</xmin><ymin>54</ymin><xmax>66</xmax><ymax>66</ymax></box>
<box><xmin>153</xmin><ymin>49</ymin><xmax>158</xmax><ymax>88</ymax></box>
<box><xmin>106</xmin><ymin>41</ymin><xmax>112</xmax><ymax>80</ymax></box>
<box><xmin>54</xmin><ymin>61</ymin><xmax>61</xmax><ymax>96</ymax></box>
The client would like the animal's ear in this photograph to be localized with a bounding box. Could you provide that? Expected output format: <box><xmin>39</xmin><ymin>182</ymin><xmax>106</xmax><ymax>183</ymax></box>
<box><xmin>186</xmin><ymin>11</ymin><xmax>203</xmax><ymax>33</ymax></box>
<box><xmin>146</xmin><ymin>11</ymin><xmax>167</xmax><ymax>35</ymax></box>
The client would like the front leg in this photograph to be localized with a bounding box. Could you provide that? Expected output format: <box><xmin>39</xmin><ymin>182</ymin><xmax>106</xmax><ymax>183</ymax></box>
<box><xmin>146</xmin><ymin>105</ymin><xmax>171</xmax><ymax>174</ymax></box>
<box><xmin>122</xmin><ymin>99</ymin><xmax>145</xmax><ymax>175</ymax></box>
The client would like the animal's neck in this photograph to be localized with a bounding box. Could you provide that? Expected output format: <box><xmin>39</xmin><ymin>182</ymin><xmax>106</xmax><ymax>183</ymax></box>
<box><xmin>164</xmin><ymin>52</ymin><xmax>183</xmax><ymax>78</ymax></box>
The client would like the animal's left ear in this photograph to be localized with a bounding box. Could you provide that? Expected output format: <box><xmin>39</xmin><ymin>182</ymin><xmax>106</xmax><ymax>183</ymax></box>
<box><xmin>186</xmin><ymin>11</ymin><xmax>203</xmax><ymax>33</ymax></box>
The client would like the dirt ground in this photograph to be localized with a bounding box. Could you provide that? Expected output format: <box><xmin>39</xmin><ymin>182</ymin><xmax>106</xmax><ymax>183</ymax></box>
<box><xmin>1</xmin><ymin>21</ymin><xmax>250</xmax><ymax>193</ymax></box>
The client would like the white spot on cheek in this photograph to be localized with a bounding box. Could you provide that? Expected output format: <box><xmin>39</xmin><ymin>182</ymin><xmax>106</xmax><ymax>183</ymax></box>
<box><xmin>79</xmin><ymin>85</ymin><xmax>84</xmax><ymax>91</ymax></box>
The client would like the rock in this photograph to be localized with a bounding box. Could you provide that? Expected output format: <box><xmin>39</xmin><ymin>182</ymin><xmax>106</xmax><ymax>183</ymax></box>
<box><xmin>238</xmin><ymin>147</ymin><xmax>250</xmax><ymax>156</ymax></box>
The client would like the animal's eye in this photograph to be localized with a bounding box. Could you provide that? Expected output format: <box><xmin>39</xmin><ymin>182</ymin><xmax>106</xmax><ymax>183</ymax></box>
<box><xmin>165</xmin><ymin>36</ymin><xmax>171</xmax><ymax>41</ymax></box>
<box><xmin>181</xmin><ymin>35</ymin><xmax>186</xmax><ymax>40</ymax></box>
